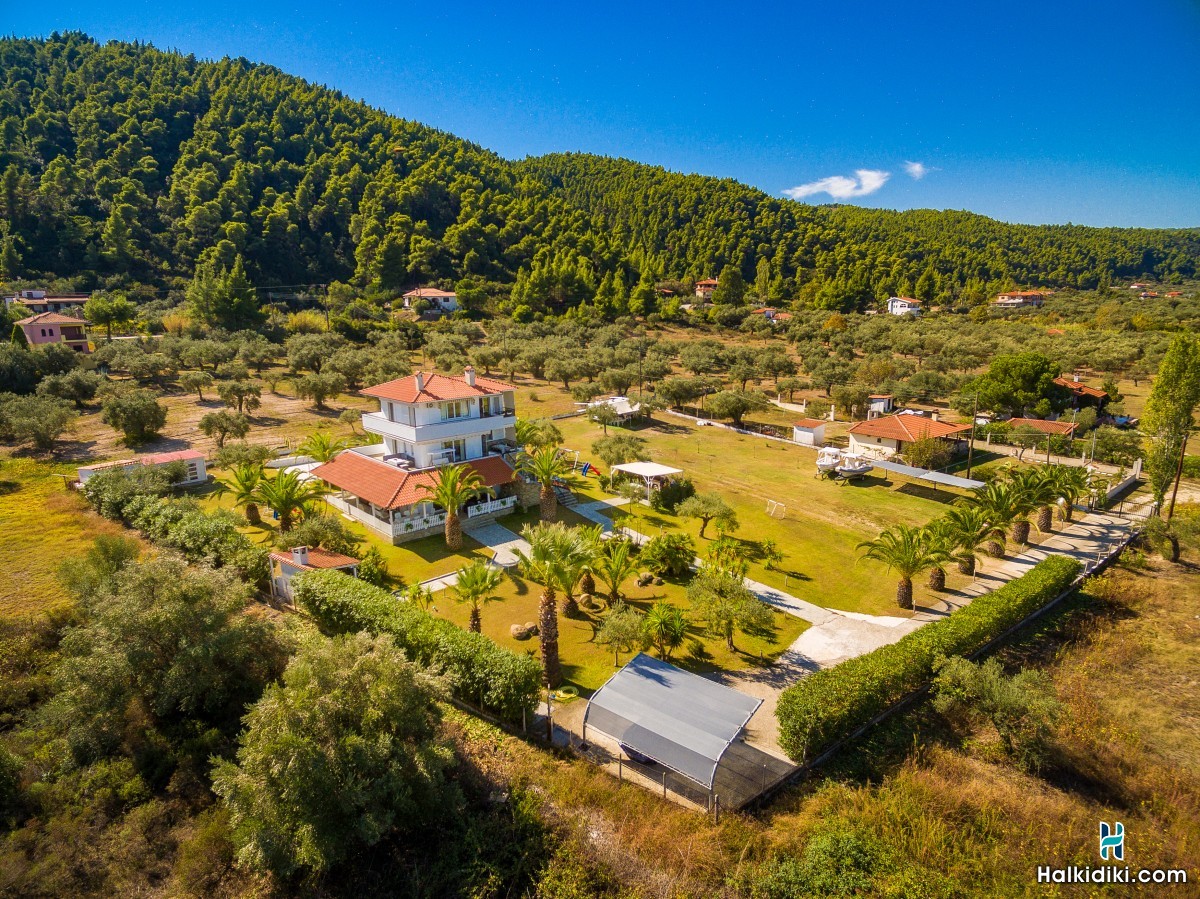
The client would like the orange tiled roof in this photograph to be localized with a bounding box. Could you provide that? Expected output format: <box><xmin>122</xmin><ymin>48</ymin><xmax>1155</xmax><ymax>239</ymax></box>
<box><xmin>403</xmin><ymin>287</ymin><xmax>456</xmax><ymax>298</ymax></box>
<box><xmin>361</xmin><ymin>371</ymin><xmax>515</xmax><ymax>403</ymax></box>
<box><xmin>312</xmin><ymin>452</ymin><xmax>515</xmax><ymax>510</ymax></box>
<box><xmin>793</xmin><ymin>418</ymin><xmax>827</xmax><ymax>429</ymax></box>
<box><xmin>1006</xmin><ymin>417</ymin><xmax>1078</xmax><ymax>436</ymax></box>
<box><xmin>269</xmin><ymin>547</ymin><xmax>360</xmax><ymax>570</ymax></box>
<box><xmin>848</xmin><ymin>414</ymin><xmax>970</xmax><ymax>442</ymax></box>
<box><xmin>16</xmin><ymin>311</ymin><xmax>88</xmax><ymax>326</ymax></box>
<box><xmin>1053</xmin><ymin>377</ymin><xmax>1107</xmax><ymax>399</ymax></box>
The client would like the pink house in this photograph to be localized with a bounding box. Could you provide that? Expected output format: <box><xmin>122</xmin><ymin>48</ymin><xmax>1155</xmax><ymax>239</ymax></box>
<box><xmin>17</xmin><ymin>312</ymin><xmax>91</xmax><ymax>353</ymax></box>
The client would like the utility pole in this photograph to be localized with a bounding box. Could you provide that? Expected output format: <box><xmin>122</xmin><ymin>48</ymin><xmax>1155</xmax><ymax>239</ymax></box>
<box><xmin>1166</xmin><ymin>428</ymin><xmax>1191</xmax><ymax>521</ymax></box>
<box><xmin>965</xmin><ymin>393</ymin><xmax>978</xmax><ymax>479</ymax></box>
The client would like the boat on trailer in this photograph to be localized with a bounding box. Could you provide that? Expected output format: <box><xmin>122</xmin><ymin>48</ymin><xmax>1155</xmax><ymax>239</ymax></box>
<box><xmin>815</xmin><ymin>447</ymin><xmax>843</xmax><ymax>475</ymax></box>
<box><xmin>834</xmin><ymin>453</ymin><xmax>874</xmax><ymax>481</ymax></box>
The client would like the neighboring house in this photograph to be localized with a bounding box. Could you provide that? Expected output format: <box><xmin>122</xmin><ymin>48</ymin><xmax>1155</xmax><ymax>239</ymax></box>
<box><xmin>1167</xmin><ymin>291</ymin><xmax>1183</xmax><ymax>298</ymax></box>
<box><xmin>886</xmin><ymin>296</ymin><xmax>921</xmax><ymax>316</ymax></box>
<box><xmin>1053</xmin><ymin>376</ymin><xmax>1109</xmax><ymax>409</ymax></box>
<box><xmin>311</xmin><ymin>367</ymin><xmax>521</xmax><ymax>543</ymax></box>
<box><xmin>867</xmin><ymin>394</ymin><xmax>894</xmax><ymax>417</ymax></box>
<box><xmin>1005</xmin><ymin>417</ymin><xmax>1078</xmax><ymax>437</ymax></box>
<box><xmin>4</xmin><ymin>290</ymin><xmax>90</xmax><ymax>315</ymax></box>
<box><xmin>402</xmin><ymin>287</ymin><xmax>459</xmax><ymax>313</ymax></box>
<box><xmin>588</xmin><ymin>395</ymin><xmax>643</xmax><ymax>424</ymax></box>
<box><xmin>772</xmin><ymin>311</ymin><xmax>793</xmax><ymax>323</ymax></box>
<box><xmin>16</xmin><ymin>312</ymin><xmax>91</xmax><ymax>353</ymax></box>
<box><xmin>77</xmin><ymin>449</ymin><xmax>208</xmax><ymax>486</ymax></box>
<box><xmin>994</xmin><ymin>290</ymin><xmax>1046</xmax><ymax>308</ymax></box>
<box><xmin>791</xmin><ymin>418</ymin><xmax>826</xmax><ymax>447</ymax></box>
<box><xmin>694</xmin><ymin>278</ymin><xmax>718</xmax><ymax>300</ymax></box>
<box><xmin>847</xmin><ymin>413</ymin><xmax>970</xmax><ymax>457</ymax></box>
<box><xmin>269</xmin><ymin>545</ymin><xmax>359</xmax><ymax>603</ymax></box>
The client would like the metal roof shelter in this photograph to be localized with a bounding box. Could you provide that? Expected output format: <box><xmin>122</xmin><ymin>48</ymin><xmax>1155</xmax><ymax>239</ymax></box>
<box><xmin>870</xmin><ymin>458</ymin><xmax>984</xmax><ymax>491</ymax></box>
<box><xmin>583</xmin><ymin>653</ymin><xmax>762</xmax><ymax>794</ymax></box>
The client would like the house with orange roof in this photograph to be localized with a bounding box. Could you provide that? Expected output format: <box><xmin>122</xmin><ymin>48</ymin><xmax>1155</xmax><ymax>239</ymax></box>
<box><xmin>1053</xmin><ymin>375</ymin><xmax>1109</xmax><ymax>409</ymax></box>
<box><xmin>269</xmin><ymin>545</ymin><xmax>360</xmax><ymax>603</ymax></box>
<box><xmin>847</xmin><ymin>412</ymin><xmax>970</xmax><ymax>457</ymax></box>
<box><xmin>886</xmin><ymin>296</ymin><xmax>921</xmax><ymax>316</ymax></box>
<box><xmin>1005</xmin><ymin>417</ymin><xmax>1078</xmax><ymax>437</ymax></box>
<box><xmin>694</xmin><ymin>278</ymin><xmax>719</xmax><ymax>300</ymax></box>
<box><xmin>402</xmin><ymin>286</ymin><xmax>458</xmax><ymax>313</ymax></box>
<box><xmin>3</xmin><ymin>289</ymin><xmax>90</xmax><ymax>315</ymax></box>
<box><xmin>994</xmin><ymin>290</ymin><xmax>1047</xmax><ymax>308</ymax></box>
<box><xmin>16</xmin><ymin>311</ymin><xmax>91</xmax><ymax>353</ymax></box>
<box><xmin>310</xmin><ymin>367</ymin><xmax>522</xmax><ymax>543</ymax></box>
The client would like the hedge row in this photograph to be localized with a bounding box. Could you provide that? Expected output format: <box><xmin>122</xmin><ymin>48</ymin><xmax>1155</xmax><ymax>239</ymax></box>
<box><xmin>776</xmin><ymin>555</ymin><xmax>1082</xmax><ymax>763</ymax></box>
<box><xmin>292</xmin><ymin>569</ymin><xmax>542</xmax><ymax>723</ymax></box>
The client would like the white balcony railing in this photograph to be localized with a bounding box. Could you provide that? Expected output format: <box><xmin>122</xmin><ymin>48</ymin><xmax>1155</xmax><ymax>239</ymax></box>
<box><xmin>363</xmin><ymin>411</ymin><xmax>514</xmax><ymax>444</ymax></box>
<box><xmin>392</xmin><ymin>512</ymin><xmax>447</xmax><ymax>537</ymax></box>
<box><xmin>466</xmin><ymin>495</ymin><xmax>518</xmax><ymax>518</ymax></box>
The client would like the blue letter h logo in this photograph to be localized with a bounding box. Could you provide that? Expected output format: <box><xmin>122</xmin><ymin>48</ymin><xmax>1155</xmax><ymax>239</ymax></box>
<box><xmin>1099</xmin><ymin>822</ymin><xmax>1124</xmax><ymax>861</ymax></box>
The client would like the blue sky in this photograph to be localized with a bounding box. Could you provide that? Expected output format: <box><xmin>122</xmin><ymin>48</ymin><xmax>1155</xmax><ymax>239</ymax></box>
<box><xmin>7</xmin><ymin>0</ymin><xmax>1200</xmax><ymax>227</ymax></box>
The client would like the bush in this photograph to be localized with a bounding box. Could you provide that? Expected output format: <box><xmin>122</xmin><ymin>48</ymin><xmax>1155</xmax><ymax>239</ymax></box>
<box><xmin>776</xmin><ymin>555</ymin><xmax>1081</xmax><ymax>762</ymax></box>
<box><xmin>650</xmin><ymin>476</ymin><xmax>695</xmax><ymax>513</ymax></box>
<box><xmin>638</xmin><ymin>532</ymin><xmax>696</xmax><ymax>578</ymax></box>
<box><xmin>101</xmin><ymin>388</ymin><xmax>167</xmax><ymax>445</ymax></box>
<box><xmin>293</xmin><ymin>570</ymin><xmax>541</xmax><ymax>722</ymax></box>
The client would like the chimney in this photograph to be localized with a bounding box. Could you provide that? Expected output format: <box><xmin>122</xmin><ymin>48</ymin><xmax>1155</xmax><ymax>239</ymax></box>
<box><xmin>464</xmin><ymin>365</ymin><xmax>476</xmax><ymax>387</ymax></box>
<box><xmin>931</xmin><ymin>411</ymin><xmax>940</xmax><ymax>422</ymax></box>
<box><xmin>1073</xmin><ymin>374</ymin><xmax>1080</xmax><ymax>383</ymax></box>
<box><xmin>414</xmin><ymin>371</ymin><xmax>425</xmax><ymax>392</ymax></box>
<box><xmin>291</xmin><ymin>546</ymin><xmax>310</xmax><ymax>567</ymax></box>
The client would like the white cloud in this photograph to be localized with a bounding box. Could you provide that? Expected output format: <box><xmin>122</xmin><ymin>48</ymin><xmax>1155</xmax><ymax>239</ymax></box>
<box><xmin>903</xmin><ymin>160</ymin><xmax>928</xmax><ymax>180</ymax></box>
<box><xmin>783</xmin><ymin>169</ymin><xmax>890</xmax><ymax>200</ymax></box>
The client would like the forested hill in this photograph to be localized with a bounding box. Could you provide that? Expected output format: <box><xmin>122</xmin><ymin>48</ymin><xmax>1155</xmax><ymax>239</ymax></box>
<box><xmin>1</xmin><ymin>33</ymin><xmax>1197</xmax><ymax>309</ymax></box>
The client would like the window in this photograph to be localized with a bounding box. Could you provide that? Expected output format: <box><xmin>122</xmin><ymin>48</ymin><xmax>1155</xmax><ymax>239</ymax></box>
<box><xmin>441</xmin><ymin>438</ymin><xmax>466</xmax><ymax>461</ymax></box>
<box><xmin>442</xmin><ymin>400</ymin><xmax>471</xmax><ymax>420</ymax></box>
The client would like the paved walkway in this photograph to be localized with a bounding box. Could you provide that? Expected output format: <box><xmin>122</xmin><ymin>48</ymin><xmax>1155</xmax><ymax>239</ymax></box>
<box><xmin>418</xmin><ymin>521</ymin><xmax>531</xmax><ymax>591</ymax></box>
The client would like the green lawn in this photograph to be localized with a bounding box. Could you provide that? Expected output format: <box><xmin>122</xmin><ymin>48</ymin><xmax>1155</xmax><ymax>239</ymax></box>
<box><xmin>556</xmin><ymin>413</ymin><xmax>957</xmax><ymax>616</ymax></box>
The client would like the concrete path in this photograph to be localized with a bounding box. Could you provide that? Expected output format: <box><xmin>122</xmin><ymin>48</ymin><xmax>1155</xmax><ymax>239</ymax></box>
<box><xmin>461</xmin><ymin>521</ymin><xmax>530</xmax><ymax>568</ymax></box>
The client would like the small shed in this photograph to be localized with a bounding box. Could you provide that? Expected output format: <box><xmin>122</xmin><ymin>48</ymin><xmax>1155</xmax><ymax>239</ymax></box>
<box><xmin>583</xmin><ymin>653</ymin><xmax>762</xmax><ymax>804</ymax></box>
<box><xmin>791</xmin><ymin>418</ymin><xmax>826</xmax><ymax>447</ymax></box>
<box><xmin>610</xmin><ymin>461</ymin><xmax>684</xmax><ymax>501</ymax></box>
<box><xmin>867</xmin><ymin>394</ymin><xmax>894</xmax><ymax>417</ymax></box>
<box><xmin>269</xmin><ymin>545</ymin><xmax>360</xmax><ymax>603</ymax></box>
<box><xmin>77</xmin><ymin>449</ymin><xmax>207</xmax><ymax>487</ymax></box>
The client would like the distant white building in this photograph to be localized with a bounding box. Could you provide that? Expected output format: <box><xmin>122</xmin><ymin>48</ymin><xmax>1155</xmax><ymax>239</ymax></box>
<box><xmin>867</xmin><ymin>394</ymin><xmax>894</xmax><ymax>417</ymax></box>
<box><xmin>694</xmin><ymin>278</ymin><xmax>718</xmax><ymax>301</ymax></box>
<box><xmin>886</xmin><ymin>297</ymin><xmax>921</xmax><ymax>316</ymax></box>
<box><xmin>791</xmin><ymin>418</ymin><xmax>826</xmax><ymax>447</ymax></box>
<box><xmin>994</xmin><ymin>290</ymin><xmax>1046</xmax><ymax>308</ymax></box>
<box><xmin>402</xmin><ymin>287</ymin><xmax>459</xmax><ymax>313</ymax></box>
<box><xmin>269</xmin><ymin>545</ymin><xmax>359</xmax><ymax>603</ymax></box>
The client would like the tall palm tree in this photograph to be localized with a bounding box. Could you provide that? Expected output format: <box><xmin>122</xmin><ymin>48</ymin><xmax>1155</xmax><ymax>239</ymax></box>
<box><xmin>513</xmin><ymin>522</ymin><xmax>576</xmax><ymax>688</ymax></box>
<box><xmin>857</xmin><ymin>524</ymin><xmax>947</xmax><ymax>610</ymax></box>
<box><xmin>517</xmin><ymin>445</ymin><xmax>583</xmax><ymax>522</ymax></box>
<box><xmin>450</xmin><ymin>560</ymin><xmax>505</xmax><ymax>633</ymax></box>
<box><xmin>642</xmin><ymin>601</ymin><xmax>688</xmax><ymax>661</ymax></box>
<box><xmin>922</xmin><ymin>519</ymin><xmax>956</xmax><ymax>591</ymax></box>
<box><xmin>577</xmin><ymin>525</ymin><xmax>604</xmax><ymax>596</ymax></box>
<box><xmin>1045</xmin><ymin>464</ymin><xmax>1090</xmax><ymax>522</ymax></box>
<box><xmin>1006</xmin><ymin>467</ymin><xmax>1058</xmax><ymax>538</ymax></box>
<box><xmin>941</xmin><ymin>504</ymin><xmax>1004</xmax><ymax>576</ymax></box>
<box><xmin>420</xmin><ymin>464</ymin><xmax>492</xmax><ymax>550</ymax></box>
<box><xmin>219</xmin><ymin>462</ymin><xmax>264</xmax><ymax>524</ymax></box>
<box><xmin>298</xmin><ymin>429</ymin><xmax>350</xmax><ymax>463</ymax></box>
<box><xmin>971</xmin><ymin>480</ymin><xmax>1035</xmax><ymax>552</ymax></box>
<box><xmin>254</xmin><ymin>469</ymin><xmax>327</xmax><ymax>532</ymax></box>
<box><xmin>592</xmin><ymin>537</ymin><xmax>640</xmax><ymax>608</ymax></box>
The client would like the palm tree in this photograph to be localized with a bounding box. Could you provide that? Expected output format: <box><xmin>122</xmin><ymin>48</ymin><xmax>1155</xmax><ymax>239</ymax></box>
<box><xmin>1006</xmin><ymin>467</ymin><xmax>1057</xmax><ymax>538</ymax></box>
<box><xmin>642</xmin><ymin>601</ymin><xmax>688</xmax><ymax>660</ymax></box>
<box><xmin>941</xmin><ymin>504</ymin><xmax>1004</xmax><ymax>576</ymax></box>
<box><xmin>254</xmin><ymin>469</ymin><xmax>327</xmax><ymax>532</ymax></box>
<box><xmin>219</xmin><ymin>462</ymin><xmax>264</xmax><ymax>524</ymax></box>
<box><xmin>1045</xmin><ymin>464</ymin><xmax>1090</xmax><ymax>522</ymax></box>
<box><xmin>420</xmin><ymin>464</ymin><xmax>492</xmax><ymax>550</ymax></box>
<box><xmin>517</xmin><ymin>445</ymin><xmax>583</xmax><ymax>522</ymax></box>
<box><xmin>298</xmin><ymin>429</ymin><xmax>350</xmax><ymax>463</ymax></box>
<box><xmin>513</xmin><ymin>522</ymin><xmax>576</xmax><ymax>688</ymax></box>
<box><xmin>971</xmin><ymin>481</ymin><xmax>1034</xmax><ymax>553</ymax></box>
<box><xmin>577</xmin><ymin>525</ymin><xmax>604</xmax><ymax>597</ymax></box>
<box><xmin>554</xmin><ymin>527</ymin><xmax>599</xmax><ymax>618</ymax></box>
<box><xmin>922</xmin><ymin>520</ymin><xmax>956</xmax><ymax>591</ymax></box>
<box><xmin>450</xmin><ymin>560</ymin><xmax>505</xmax><ymax>632</ymax></box>
<box><xmin>592</xmin><ymin>537</ymin><xmax>640</xmax><ymax>607</ymax></box>
<box><xmin>857</xmin><ymin>524</ymin><xmax>947</xmax><ymax>610</ymax></box>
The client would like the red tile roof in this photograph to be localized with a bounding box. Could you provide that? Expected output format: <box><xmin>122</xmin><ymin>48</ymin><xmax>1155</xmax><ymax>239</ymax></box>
<box><xmin>868</xmin><ymin>394</ymin><xmax>893</xmax><ymax>400</ymax></box>
<box><xmin>848</xmin><ymin>414</ymin><xmax>970</xmax><ymax>442</ymax></box>
<box><xmin>312</xmin><ymin>452</ymin><xmax>515</xmax><ymax>510</ymax></box>
<box><xmin>695</xmin><ymin>279</ymin><xmax>719</xmax><ymax>287</ymax></box>
<box><xmin>793</xmin><ymin>418</ymin><xmax>827</xmax><ymax>429</ymax></box>
<box><xmin>361</xmin><ymin>371</ymin><xmax>515</xmax><ymax>403</ymax></box>
<box><xmin>772</xmin><ymin>312</ymin><xmax>793</xmax><ymax>321</ymax></box>
<box><xmin>1006</xmin><ymin>417</ymin><xmax>1078</xmax><ymax>436</ymax></box>
<box><xmin>403</xmin><ymin>287</ymin><xmax>456</xmax><ymax>298</ymax></box>
<box><xmin>1053</xmin><ymin>377</ymin><xmax>1108</xmax><ymax>399</ymax></box>
<box><xmin>16</xmin><ymin>311</ymin><xmax>88</xmax><ymax>326</ymax></box>
<box><xmin>269</xmin><ymin>547</ymin><xmax>360</xmax><ymax>570</ymax></box>
<box><xmin>145</xmin><ymin>449</ymin><xmax>206</xmax><ymax>464</ymax></box>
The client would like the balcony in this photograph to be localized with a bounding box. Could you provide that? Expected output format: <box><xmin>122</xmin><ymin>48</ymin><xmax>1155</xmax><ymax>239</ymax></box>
<box><xmin>363</xmin><ymin>411</ymin><xmax>515</xmax><ymax>444</ymax></box>
<box><xmin>466</xmin><ymin>495</ymin><xmax>518</xmax><ymax>518</ymax></box>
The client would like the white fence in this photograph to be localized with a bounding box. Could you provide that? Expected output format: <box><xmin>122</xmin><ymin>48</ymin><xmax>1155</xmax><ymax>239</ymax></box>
<box><xmin>467</xmin><ymin>495</ymin><xmax>519</xmax><ymax>518</ymax></box>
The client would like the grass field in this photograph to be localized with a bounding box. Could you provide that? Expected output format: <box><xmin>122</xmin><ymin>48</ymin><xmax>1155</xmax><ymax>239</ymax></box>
<box><xmin>0</xmin><ymin>457</ymin><xmax>141</xmax><ymax>620</ymax></box>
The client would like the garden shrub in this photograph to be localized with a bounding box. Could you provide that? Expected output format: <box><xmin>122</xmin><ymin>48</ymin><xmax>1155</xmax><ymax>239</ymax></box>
<box><xmin>638</xmin><ymin>532</ymin><xmax>696</xmax><ymax>578</ymax></box>
<box><xmin>293</xmin><ymin>570</ymin><xmax>541</xmax><ymax>722</ymax></box>
<box><xmin>650</xmin><ymin>476</ymin><xmax>695</xmax><ymax>513</ymax></box>
<box><xmin>776</xmin><ymin>555</ymin><xmax>1081</xmax><ymax>762</ymax></box>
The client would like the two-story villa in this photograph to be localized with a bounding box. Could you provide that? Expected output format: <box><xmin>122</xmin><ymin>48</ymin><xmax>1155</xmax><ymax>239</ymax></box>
<box><xmin>16</xmin><ymin>311</ymin><xmax>91</xmax><ymax>353</ymax></box>
<box><xmin>310</xmin><ymin>367</ymin><xmax>522</xmax><ymax>543</ymax></box>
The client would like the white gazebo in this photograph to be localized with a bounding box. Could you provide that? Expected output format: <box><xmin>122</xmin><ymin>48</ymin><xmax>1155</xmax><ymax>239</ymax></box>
<box><xmin>610</xmin><ymin>461</ymin><xmax>684</xmax><ymax>502</ymax></box>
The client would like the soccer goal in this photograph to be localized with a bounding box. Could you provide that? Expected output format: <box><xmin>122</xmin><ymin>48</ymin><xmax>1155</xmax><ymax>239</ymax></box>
<box><xmin>766</xmin><ymin>500</ymin><xmax>786</xmax><ymax>518</ymax></box>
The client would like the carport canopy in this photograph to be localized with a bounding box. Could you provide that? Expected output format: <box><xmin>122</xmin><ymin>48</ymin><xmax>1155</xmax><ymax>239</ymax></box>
<box><xmin>583</xmin><ymin>653</ymin><xmax>762</xmax><ymax>790</ymax></box>
<box><xmin>610</xmin><ymin>461</ymin><xmax>684</xmax><ymax>499</ymax></box>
